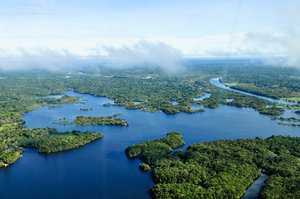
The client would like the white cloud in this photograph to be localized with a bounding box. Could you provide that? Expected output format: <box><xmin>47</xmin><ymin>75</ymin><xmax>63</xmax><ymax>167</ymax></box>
<box><xmin>101</xmin><ymin>40</ymin><xmax>184</xmax><ymax>73</ymax></box>
<box><xmin>0</xmin><ymin>41</ymin><xmax>184</xmax><ymax>73</ymax></box>
<box><xmin>243</xmin><ymin>32</ymin><xmax>300</xmax><ymax>68</ymax></box>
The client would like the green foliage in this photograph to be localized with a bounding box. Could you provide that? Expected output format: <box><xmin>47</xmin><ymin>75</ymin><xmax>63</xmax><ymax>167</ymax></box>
<box><xmin>272</xmin><ymin>117</ymin><xmax>300</xmax><ymax>127</ymax></box>
<box><xmin>0</xmin><ymin>148</ymin><xmax>22</xmax><ymax>166</ymax></box>
<box><xmin>260</xmin><ymin>175</ymin><xmax>300</xmax><ymax>199</ymax></box>
<box><xmin>74</xmin><ymin>115</ymin><xmax>128</xmax><ymax>126</ymax></box>
<box><xmin>126</xmin><ymin>132</ymin><xmax>184</xmax><ymax>164</ymax></box>
<box><xmin>25</xmin><ymin>131</ymin><xmax>103</xmax><ymax>153</ymax></box>
<box><xmin>161</xmin><ymin>132</ymin><xmax>185</xmax><ymax>149</ymax></box>
<box><xmin>257</xmin><ymin>106</ymin><xmax>285</xmax><ymax>116</ymax></box>
<box><xmin>80</xmin><ymin>108</ymin><xmax>92</xmax><ymax>111</ymax></box>
<box><xmin>139</xmin><ymin>163</ymin><xmax>151</xmax><ymax>171</ymax></box>
<box><xmin>53</xmin><ymin>114</ymin><xmax>128</xmax><ymax>126</ymax></box>
<box><xmin>0</xmin><ymin>73</ymin><xmax>104</xmax><ymax>167</ymax></box>
<box><xmin>0</xmin><ymin>63</ymin><xmax>299</xmax><ymax>169</ymax></box>
<box><xmin>55</xmin><ymin>95</ymin><xmax>79</xmax><ymax>104</ymax></box>
<box><xmin>127</xmin><ymin>133</ymin><xmax>300</xmax><ymax>199</ymax></box>
<box><xmin>221</xmin><ymin>65</ymin><xmax>300</xmax><ymax>99</ymax></box>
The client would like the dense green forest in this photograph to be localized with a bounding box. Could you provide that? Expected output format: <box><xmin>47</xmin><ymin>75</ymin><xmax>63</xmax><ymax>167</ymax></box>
<box><xmin>1</xmin><ymin>61</ymin><xmax>300</xmax><ymax>168</ymax></box>
<box><xmin>0</xmin><ymin>74</ymin><xmax>101</xmax><ymax>167</ymax></box>
<box><xmin>126</xmin><ymin>133</ymin><xmax>300</xmax><ymax>199</ymax></box>
<box><xmin>1</xmin><ymin>62</ymin><xmax>299</xmax><ymax>117</ymax></box>
<box><xmin>53</xmin><ymin>114</ymin><xmax>128</xmax><ymax>126</ymax></box>
<box><xmin>220</xmin><ymin>64</ymin><xmax>300</xmax><ymax>101</ymax></box>
<box><xmin>74</xmin><ymin>115</ymin><xmax>128</xmax><ymax>126</ymax></box>
<box><xmin>126</xmin><ymin>132</ymin><xmax>184</xmax><ymax>165</ymax></box>
<box><xmin>54</xmin><ymin>95</ymin><xmax>80</xmax><ymax>104</ymax></box>
<box><xmin>0</xmin><ymin>126</ymin><xmax>103</xmax><ymax>167</ymax></box>
<box><xmin>24</xmin><ymin>130</ymin><xmax>103</xmax><ymax>153</ymax></box>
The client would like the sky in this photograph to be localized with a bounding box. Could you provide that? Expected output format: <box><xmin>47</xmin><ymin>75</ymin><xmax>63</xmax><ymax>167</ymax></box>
<box><xmin>0</xmin><ymin>0</ymin><xmax>300</xmax><ymax>70</ymax></box>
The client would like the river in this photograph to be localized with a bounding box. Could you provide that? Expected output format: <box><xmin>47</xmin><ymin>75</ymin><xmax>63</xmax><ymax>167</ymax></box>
<box><xmin>0</xmin><ymin>91</ymin><xmax>299</xmax><ymax>199</ymax></box>
<box><xmin>242</xmin><ymin>174</ymin><xmax>268</xmax><ymax>199</ymax></box>
<box><xmin>210</xmin><ymin>78</ymin><xmax>299</xmax><ymax>105</ymax></box>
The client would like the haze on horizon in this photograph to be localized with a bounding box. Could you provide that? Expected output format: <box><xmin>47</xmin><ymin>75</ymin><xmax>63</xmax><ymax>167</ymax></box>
<box><xmin>0</xmin><ymin>0</ymin><xmax>300</xmax><ymax>71</ymax></box>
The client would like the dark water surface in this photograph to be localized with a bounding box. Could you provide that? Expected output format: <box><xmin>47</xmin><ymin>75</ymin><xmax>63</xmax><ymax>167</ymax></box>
<box><xmin>0</xmin><ymin>91</ymin><xmax>299</xmax><ymax>199</ymax></box>
<box><xmin>242</xmin><ymin>174</ymin><xmax>268</xmax><ymax>199</ymax></box>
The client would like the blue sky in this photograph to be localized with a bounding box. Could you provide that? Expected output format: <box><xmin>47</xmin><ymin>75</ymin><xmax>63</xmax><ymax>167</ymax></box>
<box><xmin>0</xmin><ymin>0</ymin><xmax>299</xmax><ymax>58</ymax></box>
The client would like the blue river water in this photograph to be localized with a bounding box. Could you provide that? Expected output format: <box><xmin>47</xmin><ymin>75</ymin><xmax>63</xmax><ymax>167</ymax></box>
<box><xmin>211</xmin><ymin>78</ymin><xmax>300</xmax><ymax>105</ymax></box>
<box><xmin>0</xmin><ymin>91</ymin><xmax>299</xmax><ymax>199</ymax></box>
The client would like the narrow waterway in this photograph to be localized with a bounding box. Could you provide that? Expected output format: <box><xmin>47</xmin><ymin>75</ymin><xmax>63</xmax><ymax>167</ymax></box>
<box><xmin>242</xmin><ymin>174</ymin><xmax>268</xmax><ymax>199</ymax></box>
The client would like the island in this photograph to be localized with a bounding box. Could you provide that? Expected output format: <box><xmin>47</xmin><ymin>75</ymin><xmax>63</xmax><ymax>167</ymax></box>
<box><xmin>126</xmin><ymin>132</ymin><xmax>184</xmax><ymax>165</ymax></box>
<box><xmin>126</xmin><ymin>133</ymin><xmax>300</xmax><ymax>199</ymax></box>
<box><xmin>271</xmin><ymin>116</ymin><xmax>300</xmax><ymax>123</ymax></box>
<box><xmin>0</xmin><ymin>128</ymin><xmax>103</xmax><ymax>167</ymax></box>
<box><xmin>53</xmin><ymin>114</ymin><xmax>128</xmax><ymax>126</ymax></box>
<box><xmin>80</xmin><ymin>108</ymin><xmax>93</xmax><ymax>111</ymax></box>
<box><xmin>25</xmin><ymin>130</ymin><xmax>103</xmax><ymax>153</ymax></box>
<box><xmin>46</xmin><ymin>95</ymin><xmax>80</xmax><ymax>109</ymax></box>
<box><xmin>75</xmin><ymin>115</ymin><xmax>128</xmax><ymax>126</ymax></box>
<box><xmin>272</xmin><ymin>117</ymin><xmax>300</xmax><ymax>127</ymax></box>
<box><xmin>55</xmin><ymin>95</ymin><xmax>80</xmax><ymax>104</ymax></box>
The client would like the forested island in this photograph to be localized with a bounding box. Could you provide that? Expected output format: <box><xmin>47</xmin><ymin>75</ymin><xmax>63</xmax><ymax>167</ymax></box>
<box><xmin>80</xmin><ymin>108</ymin><xmax>93</xmax><ymax>111</ymax></box>
<box><xmin>1</xmin><ymin>62</ymin><xmax>300</xmax><ymax>171</ymax></box>
<box><xmin>75</xmin><ymin>115</ymin><xmax>128</xmax><ymax>126</ymax></box>
<box><xmin>272</xmin><ymin>116</ymin><xmax>300</xmax><ymax>122</ymax></box>
<box><xmin>55</xmin><ymin>95</ymin><xmax>80</xmax><ymax>104</ymax></box>
<box><xmin>272</xmin><ymin>117</ymin><xmax>300</xmax><ymax>127</ymax></box>
<box><xmin>53</xmin><ymin>114</ymin><xmax>128</xmax><ymax>126</ymax></box>
<box><xmin>126</xmin><ymin>132</ymin><xmax>184</xmax><ymax>165</ymax></box>
<box><xmin>24</xmin><ymin>130</ymin><xmax>103</xmax><ymax>153</ymax></box>
<box><xmin>0</xmin><ymin>127</ymin><xmax>103</xmax><ymax>167</ymax></box>
<box><xmin>126</xmin><ymin>133</ymin><xmax>300</xmax><ymax>199</ymax></box>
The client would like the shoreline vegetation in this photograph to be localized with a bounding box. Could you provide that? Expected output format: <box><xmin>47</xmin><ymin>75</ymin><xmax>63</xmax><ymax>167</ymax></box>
<box><xmin>80</xmin><ymin>108</ymin><xmax>93</xmax><ymax>111</ymax></box>
<box><xmin>24</xmin><ymin>130</ymin><xmax>103</xmax><ymax>153</ymax></box>
<box><xmin>221</xmin><ymin>67</ymin><xmax>300</xmax><ymax>103</ymax></box>
<box><xmin>54</xmin><ymin>95</ymin><xmax>80</xmax><ymax>104</ymax></box>
<box><xmin>0</xmin><ymin>128</ymin><xmax>103</xmax><ymax>167</ymax></box>
<box><xmin>0</xmin><ymin>86</ymin><xmax>100</xmax><ymax>168</ymax></box>
<box><xmin>225</xmin><ymin>83</ymin><xmax>300</xmax><ymax>104</ymax></box>
<box><xmin>126</xmin><ymin>132</ymin><xmax>184</xmax><ymax>164</ymax></box>
<box><xmin>46</xmin><ymin>95</ymin><xmax>80</xmax><ymax>109</ymax></box>
<box><xmin>126</xmin><ymin>133</ymin><xmax>300</xmax><ymax>199</ymax></box>
<box><xmin>1</xmin><ymin>65</ymin><xmax>300</xmax><ymax>170</ymax></box>
<box><xmin>272</xmin><ymin>117</ymin><xmax>300</xmax><ymax>127</ymax></box>
<box><xmin>53</xmin><ymin>114</ymin><xmax>128</xmax><ymax>126</ymax></box>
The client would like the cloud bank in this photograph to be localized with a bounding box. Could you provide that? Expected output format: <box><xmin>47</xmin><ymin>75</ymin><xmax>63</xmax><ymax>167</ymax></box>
<box><xmin>101</xmin><ymin>41</ymin><xmax>184</xmax><ymax>73</ymax></box>
<box><xmin>243</xmin><ymin>32</ymin><xmax>300</xmax><ymax>68</ymax></box>
<box><xmin>0</xmin><ymin>41</ymin><xmax>184</xmax><ymax>73</ymax></box>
